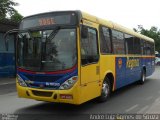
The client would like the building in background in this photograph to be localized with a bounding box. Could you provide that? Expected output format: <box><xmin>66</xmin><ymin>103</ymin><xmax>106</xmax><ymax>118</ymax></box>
<box><xmin>0</xmin><ymin>19</ymin><xmax>18</xmax><ymax>77</ymax></box>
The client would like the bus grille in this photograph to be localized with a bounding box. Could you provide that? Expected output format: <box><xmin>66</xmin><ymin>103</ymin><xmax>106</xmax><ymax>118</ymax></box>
<box><xmin>25</xmin><ymin>75</ymin><xmax>62</xmax><ymax>82</ymax></box>
<box><xmin>32</xmin><ymin>90</ymin><xmax>53</xmax><ymax>97</ymax></box>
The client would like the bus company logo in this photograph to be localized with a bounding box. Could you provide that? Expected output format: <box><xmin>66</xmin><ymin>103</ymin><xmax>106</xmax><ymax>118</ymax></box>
<box><xmin>118</xmin><ymin>58</ymin><xmax>123</xmax><ymax>68</ymax></box>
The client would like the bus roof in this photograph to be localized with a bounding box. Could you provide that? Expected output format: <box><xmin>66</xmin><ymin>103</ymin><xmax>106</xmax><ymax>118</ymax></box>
<box><xmin>80</xmin><ymin>11</ymin><xmax>154</xmax><ymax>43</ymax></box>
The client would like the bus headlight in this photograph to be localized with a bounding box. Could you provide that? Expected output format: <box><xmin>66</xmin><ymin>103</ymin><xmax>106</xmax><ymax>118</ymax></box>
<box><xmin>17</xmin><ymin>74</ymin><xmax>27</xmax><ymax>87</ymax></box>
<box><xmin>59</xmin><ymin>76</ymin><xmax>78</xmax><ymax>90</ymax></box>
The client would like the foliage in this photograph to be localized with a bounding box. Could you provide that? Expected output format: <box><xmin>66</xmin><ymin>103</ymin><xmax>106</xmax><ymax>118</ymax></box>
<box><xmin>10</xmin><ymin>10</ymin><xmax>23</xmax><ymax>22</ymax></box>
<box><xmin>0</xmin><ymin>0</ymin><xmax>18</xmax><ymax>18</ymax></box>
<box><xmin>0</xmin><ymin>0</ymin><xmax>23</xmax><ymax>22</ymax></box>
<box><xmin>134</xmin><ymin>25</ymin><xmax>160</xmax><ymax>53</ymax></box>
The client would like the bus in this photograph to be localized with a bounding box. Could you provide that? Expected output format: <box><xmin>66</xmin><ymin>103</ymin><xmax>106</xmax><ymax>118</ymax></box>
<box><xmin>6</xmin><ymin>10</ymin><xmax>155</xmax><ymax>104</ymax></box>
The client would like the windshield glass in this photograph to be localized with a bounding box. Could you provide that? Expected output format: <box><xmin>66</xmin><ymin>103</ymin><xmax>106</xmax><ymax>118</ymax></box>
<box><xmin>17</xmin><ymin>28</ymin><xmax>77</xmax><ymax>71</ymax></box>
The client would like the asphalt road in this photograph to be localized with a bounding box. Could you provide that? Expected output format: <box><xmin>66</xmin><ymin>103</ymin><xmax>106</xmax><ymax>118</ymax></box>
<box><xmin>0</xmin><ymin>67</ymin><xmax>160</xmax><ymax>120</ymax></box>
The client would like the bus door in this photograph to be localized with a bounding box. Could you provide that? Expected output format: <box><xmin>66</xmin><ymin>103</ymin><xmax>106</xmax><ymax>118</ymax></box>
<box><xmin>80</xmin><ymin>20</ymin><xmax>101</xmax><ymax>100</ymax></box>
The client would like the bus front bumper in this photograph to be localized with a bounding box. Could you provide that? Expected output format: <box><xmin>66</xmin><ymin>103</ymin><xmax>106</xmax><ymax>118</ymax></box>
<box><xmin>16</xmin><ymin>81</ymin><xmax>80</xmax><ymax>105</ymax></box>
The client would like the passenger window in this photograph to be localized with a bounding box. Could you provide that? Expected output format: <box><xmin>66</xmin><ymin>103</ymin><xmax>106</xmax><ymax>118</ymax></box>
<box><xmin>134</xmin><ymin>37</ymin><xmax>141</xmax><ymax>54</ymax></box>
<box><xmin>112</xmin><ymin>30</ymin><xmax>125</xmax><ymax>54</ymax></box>
<box><xmin>100</xmin><ymin>26</ymin><xmax>112</xmax><ymax>54</ymax></box>
<box><xmin>146</xmin><ymin>42</ymin><xmax>152</xmax><ymax>55</ymax></box>
<box><xmin>125</xmin><ymin>34</ymin><xmax>134</xmax><ymax>54</ymax></box>
<box><xmin>81</xmin><ymin>26</ymin><xmax>99</xmax><ymax>65</ymax></box>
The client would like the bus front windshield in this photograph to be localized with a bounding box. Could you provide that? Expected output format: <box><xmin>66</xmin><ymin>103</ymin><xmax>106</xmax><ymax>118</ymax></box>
<box><xmin>17</xmin><ymin>28</ymin><xmax>77</xmax><ymax>71</ymax></box>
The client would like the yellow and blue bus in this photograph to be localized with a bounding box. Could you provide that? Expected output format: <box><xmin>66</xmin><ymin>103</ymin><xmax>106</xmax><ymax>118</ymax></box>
<box><xmin>11</xmin><ymin>10</ymin><xmax>155</xmax><ymax>104</ymax></box>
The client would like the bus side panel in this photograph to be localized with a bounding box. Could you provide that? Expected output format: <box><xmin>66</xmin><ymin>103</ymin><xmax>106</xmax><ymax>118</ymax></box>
<box><xmin>100</xmin><ymin>55</ymin><xmax>116</xmax><ymax>90</ymax></box>
<box><xmin>145</xmin><ymin>57</ymin><xmax>151</xmax><ymax>76</ymax></box>
<box><xmin>79</xmin><ymin>64</ymin><xmax>101</xmax><ymax>103</ymax></box>
<box><xmin>115</xmin><ymin>57</ymin><xmax>126</xmax><ymax>89</ymax></box>
<box><xmin>116</xmin><ymin>57</ymin><xmax>141</xmax><ymax>89</ymax></box>
<box><xmin>145</xmin><ymin>57</ymin><xmax>155</xmax><ymax>77</ymax></box>
<box><xmin>151</xmin><ymin>57</ymin><xmax>155</xmax><ymax>74</ymax></box>
<box><xmin>130</xmin><ymin>57</ymin><xmax>142</xmax><ymax>83</ymax></box>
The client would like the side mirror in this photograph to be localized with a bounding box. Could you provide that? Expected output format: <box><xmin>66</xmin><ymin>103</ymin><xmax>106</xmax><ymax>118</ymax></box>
<box><xmin>81</xmin><ymin>26</ymin><xmax>88</xmax><ymax>39</ymax></box>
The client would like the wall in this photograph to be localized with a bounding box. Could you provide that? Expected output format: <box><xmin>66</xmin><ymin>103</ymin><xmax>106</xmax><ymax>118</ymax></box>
<box><xmin>0</xmin><ymin>33</ymin><xmax>16</xmax><ymax>77</ymax></box>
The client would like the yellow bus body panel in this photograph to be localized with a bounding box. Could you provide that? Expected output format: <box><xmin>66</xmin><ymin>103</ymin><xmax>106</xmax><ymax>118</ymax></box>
<box><xmin>16</xmin><ymin>79</ymin><xmax>82</xmax><ymax>104</ymax></box>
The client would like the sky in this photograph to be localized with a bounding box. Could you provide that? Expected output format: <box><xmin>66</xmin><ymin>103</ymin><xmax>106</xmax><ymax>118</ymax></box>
<box><xmin>14</xmin><ymin>0</ymin><xmax>160</xmax><ymax>30</ymax></box>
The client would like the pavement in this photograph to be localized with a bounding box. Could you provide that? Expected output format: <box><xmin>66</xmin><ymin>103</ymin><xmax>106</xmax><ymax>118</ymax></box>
<box><xmin>0</xmin><ymin>77</ymin><xmax>16</xmax><ymax>95</ymax></box>
<box><xmin>0</xmin><ymin>77</ymin><xmax>16</xmax><ymax>85</ymax></box>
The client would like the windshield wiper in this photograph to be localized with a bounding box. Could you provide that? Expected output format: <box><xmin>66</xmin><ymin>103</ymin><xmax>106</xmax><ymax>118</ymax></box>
<box><xmin>47</xmin><ymin>26</ymin><xmax>60</xmax><ymax>42</ymax></box>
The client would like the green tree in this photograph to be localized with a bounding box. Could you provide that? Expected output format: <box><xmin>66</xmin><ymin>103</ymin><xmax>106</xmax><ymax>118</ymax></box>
<box><xmin>10</xmin><ymin>10</ymin><xmax>23</xmax><ymax>22</ymax></box>
<box><xmin>134</xmin><ymin>25</ymin><xmax>160</xmax><ymax>52</ymax></box>
<box><xmin>0</xmin><ymin>0</ymin><xmax>19</xmax><ymax>19</ymax></box>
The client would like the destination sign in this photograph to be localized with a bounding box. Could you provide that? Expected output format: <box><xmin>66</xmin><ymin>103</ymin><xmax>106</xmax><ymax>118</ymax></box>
<box><xmin>20</xmin><ymin>12</ymin><xmax>77</xmax><ymax>29</ymax></box>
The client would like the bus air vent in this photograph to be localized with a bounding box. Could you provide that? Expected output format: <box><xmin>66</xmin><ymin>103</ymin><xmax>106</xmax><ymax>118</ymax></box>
<box><xmin>32</xmin><ymin>90</ymin><xmax>53</xmax><ymax>97</ymax></box>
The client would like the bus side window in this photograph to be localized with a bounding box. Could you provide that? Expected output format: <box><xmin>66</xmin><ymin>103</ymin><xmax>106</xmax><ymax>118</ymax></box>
<box><xmin>140</xmin><ymin>40</ymin><xmax>144</xmax><ymax>55</ymax></box>
<box><xmin>143</xmin><ymin>40</ymin><xmax>146</xmax><ymax>55</ymax></box>
<box><xmin>151</xmin><ymin>43</ymin><xmax>155</xmax><ymax>55</ymax></box>
<box><xmin>143</xmin><ymin>41</ymin><xmax>154</xmax><ymax>56</ymax></box>
<box><xmin>99</xmin><ymin>26</ymin><xmax>112</xmax><ymax>54</ymax></box>
<box><xmin>125</xmin><ymin>34</ymin><xmax>134</xmax><ymax>54</ymax></box>
<box><xmin>81</xmin><ymin>26</ymin><xmax>99</xmax><ymax>65</ymax></box>
<box><xmin>146</xmin><ymin>42</ymin><xmax>152</xmax><ymax>55</ymax></box>
<box><xmin>134</xmin><ymin>37</ymin><xmax>141</xmax><ymax>55</ymax></box>
<box><xmin>112</xmin><ymin>30</ymin><xmax>125</xmax><ymax>54</ymax></box>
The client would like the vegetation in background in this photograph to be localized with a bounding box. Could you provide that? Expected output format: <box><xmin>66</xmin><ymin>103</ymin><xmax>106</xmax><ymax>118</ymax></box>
<box><xmin>0</xmin><ymin>0</ymin><xmax>23</xmax><ymax>22</ymax></box>
<box><xmin>10</xmin><ymin>10</ymin><xmax>23</xmax><ymax>22</ymax></box>
<box><xmin>134</xmin><ymin>25</ymin><xmax>160</xmax><ymax>53</ymax></box>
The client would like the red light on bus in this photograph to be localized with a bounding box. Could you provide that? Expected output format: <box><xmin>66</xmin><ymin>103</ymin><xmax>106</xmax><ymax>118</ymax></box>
<box><xmin>39</xmin><ymin>18</ymin><xmax>55</xmax><ymax>26</ymax></box>
<box><xmin>60</xmin><ymin>94</ymin><xmax>73</xmax><ymax>99</ymax></box>
<box><xmin>72</xmin><ymin>76</ymin><xmax>78</xmax><ymax>80</ymax></box>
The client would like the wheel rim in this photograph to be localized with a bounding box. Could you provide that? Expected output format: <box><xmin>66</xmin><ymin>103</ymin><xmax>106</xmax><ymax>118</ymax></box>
<box><xmin>102</xmin><ymin>81</ymin><xmax>110</xmax><ymax>98</ymax></box>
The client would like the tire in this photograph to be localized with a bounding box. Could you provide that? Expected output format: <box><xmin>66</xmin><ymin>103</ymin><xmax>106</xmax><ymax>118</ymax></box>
<box><xmin>97</xmin><ymin>78</ymin><xmax>111</xmax><ymax>102</ymax></box>
<box><xmin>139</xmin><ymin>69</ymin><xmax>146</xmax><ymax>85</ymax></box>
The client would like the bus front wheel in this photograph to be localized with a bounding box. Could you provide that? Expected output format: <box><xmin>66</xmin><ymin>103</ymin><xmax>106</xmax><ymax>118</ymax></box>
<box><xmin>139</xmin><ymin>69</ymin><xmax>146</xmax><ymax>84</ymax></box>
<box><xmin>97</xmin><ymin>78</ymin><xmax>111</xmax><ymax>102</ymax></box>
